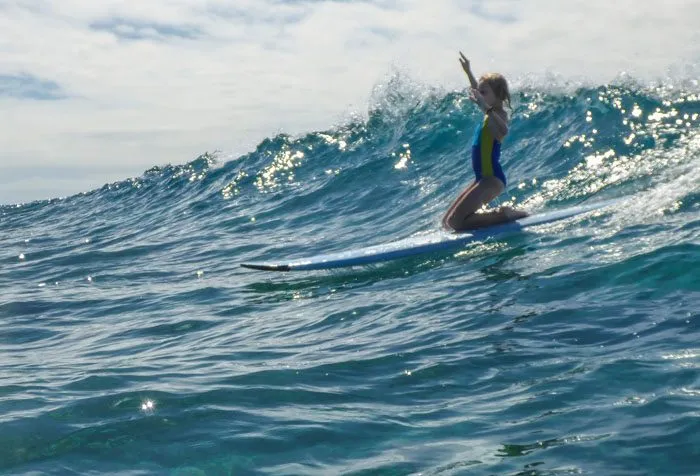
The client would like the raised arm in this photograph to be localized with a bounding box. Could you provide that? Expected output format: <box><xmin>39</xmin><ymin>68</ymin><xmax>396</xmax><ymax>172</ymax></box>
<box><xmin>459</xmin><ymin>52</ymin><xmax>478</xmax><ymax>89</ymax></box>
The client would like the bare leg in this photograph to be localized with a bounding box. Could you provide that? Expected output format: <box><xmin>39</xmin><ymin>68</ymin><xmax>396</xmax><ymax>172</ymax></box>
<box><xmin>443</xmin><ymin>177</ymin><xmax>504</xmax><ymax>231</ymax></box>
<box><xmin>442</xmin><ymin>180</ymin><xmax>478</xmax><ymax>228</ymax></box>
<box><xmin>460</xmin><ymin>206</ymin><xmax>529</xmax><ymax>230</ymax></box>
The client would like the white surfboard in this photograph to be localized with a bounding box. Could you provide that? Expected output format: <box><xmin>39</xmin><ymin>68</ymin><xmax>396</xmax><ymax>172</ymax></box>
<box><xmin>241</xmin><ymin>199</ymin><xmax>618</xmax><ymax>272</ymax></box>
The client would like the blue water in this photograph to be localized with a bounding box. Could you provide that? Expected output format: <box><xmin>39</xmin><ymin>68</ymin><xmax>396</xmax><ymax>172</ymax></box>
<box><xmin>1</xmin><ymin>79</ymin><xmax>699</xmax><ymax>475</ymax></box>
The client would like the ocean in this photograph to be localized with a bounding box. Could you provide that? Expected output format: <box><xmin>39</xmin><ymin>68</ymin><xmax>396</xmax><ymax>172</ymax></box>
<box><xmin>1</xmin><ymin>78</ymin><xmax>699</xmax><ymax>475</ymax></box>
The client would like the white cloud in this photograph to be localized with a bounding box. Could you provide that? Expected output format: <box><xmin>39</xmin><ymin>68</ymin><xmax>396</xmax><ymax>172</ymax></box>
<box><xmin>1</xmin><ymin>0</ymin><xmax>699</xmax><ymax>203</ymax></box>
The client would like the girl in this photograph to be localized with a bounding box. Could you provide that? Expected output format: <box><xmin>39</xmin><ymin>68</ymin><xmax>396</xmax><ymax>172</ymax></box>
<box><xmin>442</xmin><ymin>52</ymin><xmax>528</xmax><ymax>231</ymax></box>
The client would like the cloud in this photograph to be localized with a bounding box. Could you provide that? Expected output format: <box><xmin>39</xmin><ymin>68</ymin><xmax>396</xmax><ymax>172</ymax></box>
<box><xmin>0</xmin><ymin>0</ymin><xmax>699</xmax><ymax>203</ymax></box>
<box><xmin>466</xmin><ymin>0</ymin><xmax>518</xmax><ymax>23</ymax></box>
<box><xmin>0</xmin><ymin>73</ymin><xmax>67</xmax><ymax>100</ymax></box>
<box><xmin>89</xmin><ymin>18</ymin><xmax>203</xmax><ymax>41</ymax></box>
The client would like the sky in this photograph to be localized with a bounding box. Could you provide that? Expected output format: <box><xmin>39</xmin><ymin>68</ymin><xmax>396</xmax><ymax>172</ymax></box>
<box><xmin>1</xmin><ymin>0</ymin><xmax>699</xmax><ymax>204</ymax></box>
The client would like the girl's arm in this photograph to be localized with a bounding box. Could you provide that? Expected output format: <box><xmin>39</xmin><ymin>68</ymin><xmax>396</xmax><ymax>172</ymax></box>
<box><xmin>470</xmin><ymin>89</ymin><xmax>509</xmax><ymax>141</ymax></box>
<box><xmin>484</xmin><ymin>109</ymin><xmax>509</xmax><ymax>142</ymax></box>
<box><xmin>459</xmin><ymin>52</ymin><xmax>478</xmax><ymax>89</ymax></box>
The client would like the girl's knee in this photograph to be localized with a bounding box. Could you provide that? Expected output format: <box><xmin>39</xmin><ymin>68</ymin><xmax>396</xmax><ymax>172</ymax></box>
<box><xmin>443</xmin><ymin>212</ymin><xmax>464</xmax><ymax>231</ymax></box>
<box><xmin>443</xmin><ymin>214</ymin><xmax>458</xmax><ymax>230</ymax></box>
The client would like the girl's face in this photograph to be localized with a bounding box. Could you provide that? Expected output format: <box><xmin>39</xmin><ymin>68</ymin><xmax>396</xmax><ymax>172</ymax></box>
<box><xmin>477</xmin><ymin>81</ymin><xmax>498</xmax><ymax>107</ymax></box>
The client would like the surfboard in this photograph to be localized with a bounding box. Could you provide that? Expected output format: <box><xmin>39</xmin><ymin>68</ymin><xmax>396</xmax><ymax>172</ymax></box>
<box><xmin>241</xmin><ymin>199</ymin><xmax>618</xmax><ymax>272</ymax></box>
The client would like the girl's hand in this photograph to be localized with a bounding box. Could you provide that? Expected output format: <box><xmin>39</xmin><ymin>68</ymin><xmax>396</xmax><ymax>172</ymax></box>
<box><xmin>469</xmin><ymin>88</ymin><xmax>488</xmax><ymax>111</ymax></box>
<box><xmin>458</xmin><ymin>51</ymin><xmax>471</xmax><ymax>75</ymax></box>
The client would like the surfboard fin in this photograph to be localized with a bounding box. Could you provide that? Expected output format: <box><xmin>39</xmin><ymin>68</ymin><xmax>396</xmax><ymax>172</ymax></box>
<box><xmin>241</xmin><ymin>263</ymin><xmax>291</xmax><ymax>272</ymax></box>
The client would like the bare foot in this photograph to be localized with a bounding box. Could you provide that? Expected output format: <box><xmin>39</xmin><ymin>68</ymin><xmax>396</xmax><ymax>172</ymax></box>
<box><xmin>501</xmin><ymin>206</ymin><xmax>528</xmax><ymax>221</ymax></box>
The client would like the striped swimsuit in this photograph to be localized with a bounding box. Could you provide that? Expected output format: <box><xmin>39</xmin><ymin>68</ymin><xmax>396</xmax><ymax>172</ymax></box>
<box><xmin>471</xmin><ymin>115</ymin><xmax>506</xmax><ymax>186</ymax></box>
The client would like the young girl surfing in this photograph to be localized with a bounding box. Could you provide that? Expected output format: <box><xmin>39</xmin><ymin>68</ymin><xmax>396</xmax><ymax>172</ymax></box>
<box><xmin>442</xmin><ymin>52</ymin><xmax>528</xmax><ymax>231</ymax></box>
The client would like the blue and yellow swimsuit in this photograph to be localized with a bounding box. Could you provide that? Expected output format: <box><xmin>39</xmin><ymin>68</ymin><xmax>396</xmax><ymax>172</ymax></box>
<box><xmin>471</xmin><ymin>115</ymin><xmax>506</xmax><ymax>186</ymax></box>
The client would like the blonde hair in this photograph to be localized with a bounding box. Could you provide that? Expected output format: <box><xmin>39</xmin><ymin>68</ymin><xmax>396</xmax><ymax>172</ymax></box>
<box><xmin>480</xmin><ymin>73</ymin><xmax>511</xmax><ymax>109</ymax></box>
